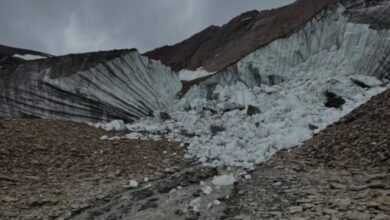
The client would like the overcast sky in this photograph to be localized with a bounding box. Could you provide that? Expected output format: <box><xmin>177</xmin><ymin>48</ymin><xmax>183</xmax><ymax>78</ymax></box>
<box><xmin>0</xmin><ymin>0</ymin><xmax>294</xmax><ymax>55</ymax></box>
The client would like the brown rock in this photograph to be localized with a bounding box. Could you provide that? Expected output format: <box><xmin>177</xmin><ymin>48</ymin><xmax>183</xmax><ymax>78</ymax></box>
<box><xmin>2</xmin><ymin>196</ymin><xmax>19</xmax><ymax>202</ymax></box>
<box><xmin>373</xmin><ymin>214</ymin><xmax>390</xmax><ymax>220</ymax></box>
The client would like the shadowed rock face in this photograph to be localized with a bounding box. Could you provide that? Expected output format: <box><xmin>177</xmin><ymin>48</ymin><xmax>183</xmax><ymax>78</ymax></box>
<box><xmin>0</xmin><ymin>50</ymin><xmax>181</xmax><ymax>122</ymax></box>
<box><xmin>145</xmin><ymin>0</ymin><xmax>390</xmax><ymax>73</ymax></box>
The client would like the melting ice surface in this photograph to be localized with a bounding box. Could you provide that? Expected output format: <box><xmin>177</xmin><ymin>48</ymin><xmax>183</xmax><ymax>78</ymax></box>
<box><xmin>93</xmin><ymin>5</ymin><xmax>390</xmax><ymax>169</ymax></box>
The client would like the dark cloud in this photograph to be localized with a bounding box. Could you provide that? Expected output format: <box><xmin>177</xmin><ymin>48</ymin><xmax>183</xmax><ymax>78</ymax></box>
<box><xmin>0</xmin><ymin>0</ymin><xmax>294</xmax><ymax>55</ymax></box>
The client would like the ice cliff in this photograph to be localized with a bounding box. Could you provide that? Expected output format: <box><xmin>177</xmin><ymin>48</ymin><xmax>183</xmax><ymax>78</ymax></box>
<box><xmin>0</xmin><ymin>50</ymin><xmax>181</xmax><ymax>122</ymax></box>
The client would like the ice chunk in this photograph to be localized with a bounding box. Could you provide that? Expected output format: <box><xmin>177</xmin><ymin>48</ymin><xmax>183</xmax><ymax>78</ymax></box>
<box><xmin>189</xmin><ymin>197</ymin><xmax>202</xmax><ymax>213</ymax></box>
<box><xmin>129</xmin><ymin>180</ymin><xmax>138</xmax><ymax>188</ymax></box>
<box><xmin>201</xmin><ymin>185</ymin><xmax>212</xmax><ymax>195</ymax></box>
<box><xmin>211</xmin><ymin>175</ymin><xmax>236</xmax><ymax>186</ymax></box>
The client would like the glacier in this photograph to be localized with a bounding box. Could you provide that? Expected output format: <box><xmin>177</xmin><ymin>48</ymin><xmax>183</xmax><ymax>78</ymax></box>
<box><xmin>94</xmin><ymin>4</ymin><xmax>390</xmax><ymax>168</ymax></box>
<box><xmin>0</xmin><ymin>50</ymin><xmax>181</xmax><ymax>122</ymax></box>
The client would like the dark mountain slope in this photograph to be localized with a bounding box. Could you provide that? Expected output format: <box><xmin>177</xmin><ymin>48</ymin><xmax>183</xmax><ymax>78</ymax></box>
<box><xmin>0</xmin><ymin>44</ymin><xmax>52</xmax><ymax>65</ymax></box>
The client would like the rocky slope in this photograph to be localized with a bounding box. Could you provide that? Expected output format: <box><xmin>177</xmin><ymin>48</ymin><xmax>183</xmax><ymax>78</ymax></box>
<box><xmin>225</xmin><ymin>88</ymin><xmax>390</xmax><ymax>220</ymax></box>
<box><xmin>0</xmin><ymin>118</ymin><xmax>190</xmax><ymax>220</ymax></box>
<box><xmin>0</xmin><ymin>49</ymin><xmax>181</xmax><ymax>122</ymax></box>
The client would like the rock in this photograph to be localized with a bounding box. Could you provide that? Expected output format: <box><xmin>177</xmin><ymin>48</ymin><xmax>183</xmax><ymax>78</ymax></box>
<box><xmin>138</xmin><ymin>201</ymin><xmax>158</xmax><ymax>211</ymax></box>
<box><xmin>324</xmin><ymin>91</ymin><xmax>345</xmax><ymax>109</ymax></box>
<box><xmin>323</xmin><ymin>208</ymin><xmax>338</xmax><ymax>215</ymax></box>
<box><xmin>373</xmin><ymin>214</ymin><xmax>390</xmax><ymax>220</ymax></box>
<box><xmin>302</xmin><ymin>203</ymin><xmax>314</xmax><ymax>209</ymax></box>
<box><xmin>288</xmin><ymin>206</ymin><xmax>303</xmax><ymax>214</ymax></box>
<box><xmin>269</xmin><ymin>211</ymin><xmax>282</xmax><ymax>218</ymax></box>
<box><xmin>376</xmin><ymin>195</ymin><xmax>390</xmax><ymax>206</ymax></box>
<box><xmin>350</xmin><ymin>182</ymin><xmax>386</xmax><ymax>191</ymax></box>
<box><xmin>333</xmin><ymin>198</ymin><xmax>351</xmax><ymax>210</ymax></box>
<box><xmin>159</xmin><ymin>112</ymin><xmax>172</xmax><ymax>121</ymax></box>
<box><xmin>175</xmin><ymin>209</ymin><xmax>184</xmax><ymax>216</ymax></box>
<box><xmin>2</xmin><ymin>196</ymin><xmax>19</xmax><ymax>202</ymax></box>
<box><xmin>246</xmin><ymin>105</ymin><xmax>261</xmax><ymax>116</ymax></box>
<box><xmin>1</xmin><ymin>210</ymin><xmax>19</xmax><ymax>217</ymax></box>
<box><xmin>133</xmin><ymin>188</ymin><xmax>154</xmax><ymax>201</ymax></box>
<box><xmin>272</xmin><ymin>181</ymin><xmax>282</xmax><ymax>186</ymax></box>
<box><xmin>308</xmin><ymin>123</ymin><xmax>319</xmax><ymax>130</ymax></box>
<box><xmin>350</xmin><ymin>75</ymin><xmax>382</xmax><ymax>89</ymax></box>
<box><xmin>28</xmin><ymin>196</ymin><xmax>58</xmax><ymax>207</ymax></box>
<box><xmin>346</xmin><ymin>211</ymin><xmax>371</xmax><ymax>220</ymax></box>
<box><xmin>329</xmin><ymin>182</ymin><xmax>347</xmax><ymax>189</ymax></box>
<box><xmin>365</xmin><ymin>201</ymin><xmax>380</xmax><ymax>209</ymax></box>
<box><xmin>125</xmin><ymin>180</ymin><xmax>139</xmax><ymax>188</ymax></box>
<box><xmin>210</xmin><ymin>125</ymin><xmax>225</xmax><ymax>135</ymax></box>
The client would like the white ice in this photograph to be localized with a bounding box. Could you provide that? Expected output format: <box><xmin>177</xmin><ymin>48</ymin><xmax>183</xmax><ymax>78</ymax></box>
<box><xmin>179</xmin><ymin>68</ymin><xmax>215</xmax><ymax>81</ymax></box>
<box><xmin>13</xmin><ymin>54</ymin><xmax>47</xmax><ymax>60</ymax></box>
<box><xmin>211</xmin><ymin>175</ymin><xmax>236</xmax><ymax>186</ymax></box>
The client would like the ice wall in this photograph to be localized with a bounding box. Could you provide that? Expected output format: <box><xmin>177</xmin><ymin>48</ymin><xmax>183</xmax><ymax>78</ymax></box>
<box><xmin>0</xmin><ymin>51</ymin><xmax>181</xmax><ymax>122</ymax></box>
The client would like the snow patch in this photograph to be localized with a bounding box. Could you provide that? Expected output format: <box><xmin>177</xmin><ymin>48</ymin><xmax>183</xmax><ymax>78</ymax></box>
<box><xmin>179</xmin><ymin>68</ymin><xmax>215</xmax><ymax>81</ymax></box>
<box><xmin>13</xmin><ymin>54</ymin><xmax>47</xmax><ymax>60</ymax></box>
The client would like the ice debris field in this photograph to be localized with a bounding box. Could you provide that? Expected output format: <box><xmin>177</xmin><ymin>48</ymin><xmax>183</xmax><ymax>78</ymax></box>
<box><xmin>94</xmin><ymin>72</ymin><xmax>387</xmax><ymax>169</ymax></box>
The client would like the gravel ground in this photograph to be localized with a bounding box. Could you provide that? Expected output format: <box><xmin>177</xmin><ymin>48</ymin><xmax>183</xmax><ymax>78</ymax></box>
<box><xmin>0</xmin><ymin>119</ymin><xmax>191</xmax><ymax>220</ymax></box>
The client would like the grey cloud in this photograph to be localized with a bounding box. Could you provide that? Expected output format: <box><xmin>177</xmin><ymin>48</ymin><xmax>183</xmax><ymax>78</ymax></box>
<box><xmin>0</xmin><ymin>0</ymin><xmax>294</xmax><ymax>55</ymax></box>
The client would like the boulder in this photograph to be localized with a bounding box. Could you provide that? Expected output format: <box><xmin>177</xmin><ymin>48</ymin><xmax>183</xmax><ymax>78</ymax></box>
<box><xmin>246</xmin><ymin>105</ymin><xmax>261</xmax><ymax>116</ymax></box>
<box><xmin>324</xmin><ymin>91</ymin><xmax>345</xmax><ymax>109</ymax></box>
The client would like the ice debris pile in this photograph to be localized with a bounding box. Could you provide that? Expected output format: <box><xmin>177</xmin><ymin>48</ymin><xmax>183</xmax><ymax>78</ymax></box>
<box><xmin>93</xmin><ymin>5</ymin><xmax>390</xmax><ymax>168</ymax></box>
<box><xmin>94</xmin><ymin>73</ymin><xmax>387</xmax><ymax>168</ymax></box>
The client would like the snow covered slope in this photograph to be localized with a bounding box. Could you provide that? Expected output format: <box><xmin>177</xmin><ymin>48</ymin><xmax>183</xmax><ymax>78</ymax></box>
<box><xmin>0</xmin><ymin>50</ymin><xmax>181</xmax><ymax>122</ymax></box>
<box><xmin>95</xmin><ymin>3</ymin><xmax>390</xmax><ymax>168</ymax></box>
